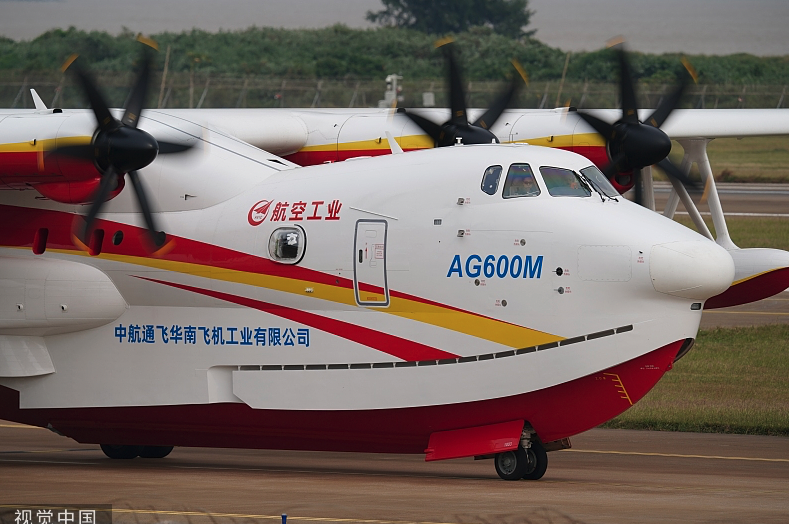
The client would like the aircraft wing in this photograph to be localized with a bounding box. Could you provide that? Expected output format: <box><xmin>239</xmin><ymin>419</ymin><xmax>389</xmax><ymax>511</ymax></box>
<box><xmin>578</xmin><ymin>108</ymin><xmax>789</xmax><ymax>139</ymax></box>
<box><xmin>6</xmin><ymin>106</ymin><xmax>786</xmax><ymax>164</ymax></box>
<box><xmin>150</xmin><ymin>108</ymin><xmax>789</xmax><ymax>160</ymax></box>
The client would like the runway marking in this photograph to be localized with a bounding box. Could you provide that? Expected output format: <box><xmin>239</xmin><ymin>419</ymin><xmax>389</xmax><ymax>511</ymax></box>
<box><xmin>674</xmin><ymin>211</ymin><xmax>789</xmax><ymax>218</ymax></box>
<box><xmin>538</xmin><ymin>479</ymin><xmax>788</xmax><ymax>497</ymax></box>
<box><xmin>0</xmin><ymin>448</ymin><xmax>97</xmax><ymax>454</ymax></box>
<box><xmin>703</xmin><ymin>311</ymin><xmax>789</xmax><ymax>316</ymax></box>
<box><xmin>0</xmin><ymin>458</ymin><xmax>99</xmax><ymax>465</ymax></box>
<box><xmin>109</xmin><ymin>508</ymin><xmax>455</xmax><ymax>524</ymax></box>
<box><xmin>561</xmin><ymin>449</ymin><xmax>789</xmax><ymax>463</ymax></box>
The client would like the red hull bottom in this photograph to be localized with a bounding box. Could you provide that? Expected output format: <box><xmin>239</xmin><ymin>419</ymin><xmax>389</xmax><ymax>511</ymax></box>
<box><xmin>0</xmin><ymin>340</ymin><xmax>685</xmax><ymax>456</ymax></box>
<box><xmin>705</xmin><ymin>267</ymin><xmax>789</xmax><ymax>309</ymax></box>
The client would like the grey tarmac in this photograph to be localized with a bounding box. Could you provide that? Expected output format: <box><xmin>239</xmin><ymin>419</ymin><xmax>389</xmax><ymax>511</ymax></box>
<box><xmin>652</xmin><ymin>181</ymin><xmax>789</xmax><ymax>216</ymax></box>
<box><xmin>0</xmin><ymin>422</ymin><xmax>787</xmax><ymax>524</ymax></box>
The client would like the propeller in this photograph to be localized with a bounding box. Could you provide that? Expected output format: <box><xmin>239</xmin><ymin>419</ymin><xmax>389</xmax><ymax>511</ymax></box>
<box><xmin>402</xmin><ymin>40</ymin><xmax>524</xmax><ymax>147</ymax></box>
<box><xmin>577</xmin><ymin>41</ymin><xmax>698</xmax><ymax>205</ymax></box>
<box><xmin>51</xmin><ymin>45</ymin><xmax>194</xmax><ymax>248</ymax></box>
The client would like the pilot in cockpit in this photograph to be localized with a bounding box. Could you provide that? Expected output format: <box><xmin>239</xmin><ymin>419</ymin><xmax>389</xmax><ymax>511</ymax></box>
<box><xmin>503</xmin><ymin>164</ymin><xmax>541</xmax><ymax>198</ymax></box>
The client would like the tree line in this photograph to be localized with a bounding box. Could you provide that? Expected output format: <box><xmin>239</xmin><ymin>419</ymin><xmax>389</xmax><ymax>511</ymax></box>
<box><xmin>1</xmin><ymin>25</ymin><xmax>787</xmax><ymax>86</ymax></box>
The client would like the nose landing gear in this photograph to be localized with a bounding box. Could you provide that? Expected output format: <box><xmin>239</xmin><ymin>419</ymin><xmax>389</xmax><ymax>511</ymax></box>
<box><xmin>494</xmin><ymin>442</ymin><xmax>548</xmax><ymax>480</ymax></box>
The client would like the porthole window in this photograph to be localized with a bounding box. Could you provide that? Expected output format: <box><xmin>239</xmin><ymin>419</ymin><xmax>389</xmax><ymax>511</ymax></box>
<box><xmin>268</xmin><ymin>226</ymin><xmax>306</xmax><ymax>264</ymax></box>
<box><xmin>481</xmin><ymin>165</ymin><xmax>503</xmax><ymax>195</ymax></box>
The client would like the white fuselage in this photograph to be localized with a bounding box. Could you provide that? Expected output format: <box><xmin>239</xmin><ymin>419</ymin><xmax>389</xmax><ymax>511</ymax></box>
<box><xmin>0</xmin><ymin>117</ymin><xmax>734</xmax><ymax>452</ymax></box>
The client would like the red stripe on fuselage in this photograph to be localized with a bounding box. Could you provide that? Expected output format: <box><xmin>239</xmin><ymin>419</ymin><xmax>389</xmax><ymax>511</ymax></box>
<box><xmin>0</xmin><ymin>151</ymin><xmax>100</xmax><ymax>184</ymax></box>
<box><xmin>136</xmin><ymin>275</ymin><xmax>459</xmax><ymax>362</ymax></box>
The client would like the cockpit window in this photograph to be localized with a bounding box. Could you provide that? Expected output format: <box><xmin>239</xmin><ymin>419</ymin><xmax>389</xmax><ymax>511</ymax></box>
<box><xmin>580</xmin><ymin>165</ymin><xmax>619</xmax><ymax>198</ymax></box>
<box><xmin>481</xmin><ymin>165</ymin><xmax>502</xmax><ymax>195</ymax></box>
<box><xmin>540</xmin><ymin>166</ymin><xmax>592</xmax><ymax>197</ymax></box>
<box><xmin>502</xmin><ymin>164</ymin><xmax>541</xmax><ymax>198</ymax></box>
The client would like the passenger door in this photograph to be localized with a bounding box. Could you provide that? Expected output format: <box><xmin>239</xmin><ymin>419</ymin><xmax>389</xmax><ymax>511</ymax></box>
<box><xmin>354</xmin><ymin>220</ymin><xmax>389</xmax><ymax>307</ymax></box>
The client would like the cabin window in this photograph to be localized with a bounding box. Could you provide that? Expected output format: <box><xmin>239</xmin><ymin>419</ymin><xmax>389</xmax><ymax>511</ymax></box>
<box><xmin>580</xmin><ymin>165</ymin><xmax>619</xmax><ymax>198</ymax></box>
<box><xmin>502</xmin><ymin>163</ymin><xmax>540</xmax><ymax>198</ymax></box>
<box><xmin>540</xmin><ymin>166</ymin><xmax>592</xmax><ymax>197</ymax></box>
<box><xmin>481</xmin><ymin>165</ymin><xmax>502</xmax><ymax>195</ymax></box>
<box><xmin>268</xmin><ymin>226</ymin><xmax>306</xmax><ymax>264</ymax></box>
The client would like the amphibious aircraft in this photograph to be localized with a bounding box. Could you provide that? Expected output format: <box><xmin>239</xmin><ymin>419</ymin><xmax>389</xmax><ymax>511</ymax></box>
<box><xmin>0</xmin><ymin>51</ymin><xmax>736</xmax><ymax>480</ymax></box>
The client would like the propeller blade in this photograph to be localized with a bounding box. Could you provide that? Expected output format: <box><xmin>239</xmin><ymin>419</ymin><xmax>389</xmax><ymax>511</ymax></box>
<box><xmin>612</xmin><ymin>44</ymin><xmax>640</xmax><ymax>124</ymax></box>
<box><xmin>127</xmin><ymin>170</ymin><xmax>166</xmax><ymax>247</ymax></box>
<box><xmin>645</xmin><ymin>69</ymin><xmax>690</xmax><ymax>129</ymax></box>
<box><xmin>121</xmin><ymin>51</ymin><xmax>151</xmax><ymax>128</ymax></box>
<box><xmin>656</xmin><ymin>157</ymin><xmax>699</xmax><ymax>190</ymax></box>
<box><xmin>577</xmin><ymin>111</ymin><xmax>615</xmax><ymax>139</ymax></box>
<box><xmin>157</xmin><ymin>140</ymin><xmax>195</xmax><ymax>154</ymax></box>
<box><xmin>403</xmin><ymin>110</ymin><xmax>443</xmax><ymax>143</ymax></box>
<box><xmin>82</xmin><ymin>166</ymin><xmax>118</xmax><ymax>239</ymax></box>
<box><xmin>441</xmin><ymin>44</ymin><xmax>469</xmax><ymax>127</ymax></box>
<box><xmin>472</xmin><ymin>79</ymin><xmax>519</xmax><ymax>130</ymax></box>
<box><xmin>602</xmin><ymin>153</ymin><xmax>626</xmax><ymax>180</ymax></box>
<box><xmin>69</xmin><ymin>61</ymin><xmax>118</xmax><ymax>133</ymax></box>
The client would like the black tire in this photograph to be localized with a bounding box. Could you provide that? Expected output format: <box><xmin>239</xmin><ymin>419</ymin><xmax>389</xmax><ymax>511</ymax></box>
<box><xmin>494</xmin><ymin>448</ymin><xmax>529</xmax><ymax>480</ymax></box>
<box><xmin>100</xmin><ymin>444</ymin><xmax>142</xmax><ymax>459</ymax></box>
<box><xmin>139</xmin><ymin>445</ymin><xmax>174</xmax><ymax>459</ymax></box>
<box><xmin>522</xmin><ymin>443</ymin><xmax>548</xmax><ymax>480</ymax></box>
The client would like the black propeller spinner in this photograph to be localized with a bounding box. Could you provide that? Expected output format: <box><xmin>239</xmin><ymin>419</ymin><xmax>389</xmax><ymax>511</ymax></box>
<box><xmin>402</xmin><ymin>42</ymin><xmax>522</xmax><ymax>147</ymax></box>
<box><xmin>576</xmin><ymin>42</ymin><xmax>698</xmax><ymax>205</ymax></box>
<box><xmin>51</xmin><ymin>48</ymin><xmax>193</xmax><ymax>249</ymax></box>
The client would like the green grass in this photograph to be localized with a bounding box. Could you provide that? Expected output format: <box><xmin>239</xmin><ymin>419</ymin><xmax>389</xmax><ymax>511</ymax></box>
<box><xmin>707</xmin><ymin>136</ymin><xmax>789</xmax><ymax>183</ymax></box>
<box><xmin>659</xmin><ymin>136</ymin><xmax>789</xmax><ymax>183</ymax></box>
<box><xmin>674</xmin><ymin>215</ymin><xmax>789</xmax><ymax>250</ymax></box>
<box><xmin>602</xmin><ymin>325</ymin><xmax>789</xmax><ymax>436</ymax></box>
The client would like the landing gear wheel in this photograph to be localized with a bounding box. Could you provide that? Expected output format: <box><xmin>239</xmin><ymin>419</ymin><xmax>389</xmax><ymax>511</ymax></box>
<box><xmin>522</xmin><ymin>443</ymin><xmax>548</xmax><ymax>480</ymax></box>
<box><xmin>100</xmin><ymin>444</ymin><xmax>142</xmax><ymax>459</ymax></box>
<box><xmin>494</xmin><ymin>448</ymin><xmax>529</xmax><ymax>480</ymax></box>
<box><xmin>139</xmin><ymin>446</ymin><xmax>174</xmax><ymax>458</ymax></box>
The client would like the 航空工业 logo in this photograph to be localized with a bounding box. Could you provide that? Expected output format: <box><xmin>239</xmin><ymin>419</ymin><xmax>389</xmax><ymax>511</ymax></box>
<box><xmin>248</xmin><ymin>198</ymin><xmax>343</xmax><ymax>226</ymax></box>
<box><xmin>248</xmin><ymin>200</ymin><xmax>273</xmax><ymax>226</ymax></box>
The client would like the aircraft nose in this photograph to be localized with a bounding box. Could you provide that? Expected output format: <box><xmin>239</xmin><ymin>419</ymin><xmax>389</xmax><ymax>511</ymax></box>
<box><xmin>650</xmin><ymin>240</ymin><xmax>735</xmax><ymax>300</ymax></box>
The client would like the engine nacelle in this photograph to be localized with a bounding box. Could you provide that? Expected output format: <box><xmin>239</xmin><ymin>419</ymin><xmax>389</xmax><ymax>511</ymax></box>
<box><xmin>0</xmin><ymin>255</ymin><xmax>127</xmax><ymax>337</ymax></box>
<box><xmin>34</xmin><ymin>176</ymin><xmax>125</xmax><ymax>205</ymax></box>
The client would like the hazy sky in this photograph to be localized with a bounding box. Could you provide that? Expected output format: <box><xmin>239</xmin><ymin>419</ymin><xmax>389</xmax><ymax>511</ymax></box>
<box><xmin>1</xmin><ymin>0</ymin><xmax>787</xmax><ymax>55</ymax></box>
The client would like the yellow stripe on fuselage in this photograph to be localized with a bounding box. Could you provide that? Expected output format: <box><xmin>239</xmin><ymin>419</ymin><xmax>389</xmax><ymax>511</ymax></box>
<box><xmin>0</xmin><ymin>136</ymin><xmax>91</xmax><ymax>153</ymax></box>
<box><xmin>44</xmin><ymin>247</ymin><xmax>562</xmax><ymax>348</ymax></box>
<box><xmin>299</xmin><ymin>133</ymin><xmax>604</xmax><ymax>154</ymax></box>
<box><xmin>298</xmin><ymin>135</ymin><xmax>434</xmax><ymax>153</ymax></box>
<box><xmin>506</xmin><ymin>132</ymin><xmax>605</xmax><ymax>148</ymax></box>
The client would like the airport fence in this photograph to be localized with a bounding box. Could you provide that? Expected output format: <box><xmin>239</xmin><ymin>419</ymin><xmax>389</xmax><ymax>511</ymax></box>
<box><xmin>1</xmin><ymin>70</ymin><xmax>787</xmax><ymax>110</ymax></box>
